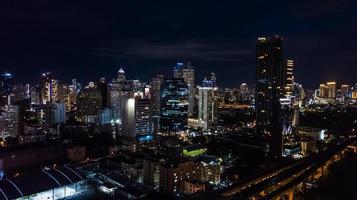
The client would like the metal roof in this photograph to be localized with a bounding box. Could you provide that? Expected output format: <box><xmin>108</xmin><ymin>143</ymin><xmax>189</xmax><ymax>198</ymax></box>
<box><xmin>0</xmin><ymin>166</ymin><xmax>85</xmax><ymax>200</ymax></box>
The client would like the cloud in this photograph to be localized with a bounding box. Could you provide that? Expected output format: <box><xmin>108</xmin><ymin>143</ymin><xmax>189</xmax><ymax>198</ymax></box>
<box><xmin>91</xmin><ymin>39</ymin><xmax>253</xmax><ymax>62</ymax></box>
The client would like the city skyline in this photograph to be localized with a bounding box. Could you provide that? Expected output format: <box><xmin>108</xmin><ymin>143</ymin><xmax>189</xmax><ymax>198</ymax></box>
<box><xmin>1</xmin><ymin>1</ymin><xmax>357</xmax><ymax>88</ymax></box>
<box><xmin>1</xmin><ymin>2</ymin><xmax>357</xmax><ymax>200</ymax></box>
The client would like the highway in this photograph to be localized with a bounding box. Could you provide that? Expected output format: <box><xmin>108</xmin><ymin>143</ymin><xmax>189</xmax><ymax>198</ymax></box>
<box><xmin>220</xmin><ymin>137</ymin><xmax>356</xmax><ymax>199</ymax></box>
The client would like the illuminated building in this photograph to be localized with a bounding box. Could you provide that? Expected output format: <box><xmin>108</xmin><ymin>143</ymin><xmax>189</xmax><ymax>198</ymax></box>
<box><xmin>134</xmin><ymin>98</ymin><xmax>151</xmax><ymax>141</ymax></box>
<box><xmin>240</xmin><ymin>83</ymin><xmax>249</xmax><ymax>100</ymax></box>
<box><xmin>0</xmin><ymin>105</ymin><xmax>19</xmax><ymax>139</ymax></box>
<box><xmin>160</xmin><ymin>78</ymin><xmax>189</xmax><ymax>136</ymax></box>
<box><xmin>292</xmin><ymin>106</ymin><xmax>299</xmax><ymax>127</ymax></box>
<box><xmin>108</xmin><ymin>88</ymin><xmax>121</xmax><ymax>123</ymax></box>
<box><xmin>159</xmin><ymin>159</ymin><xmax>199</xmax><ymax>193</ymax></box>
<box><xmin>319</xmin><ymin>84</ymin><xmax>327</xmax><ymax>98</ymax></box>
<box><xmin>150</xmin><ymin>75</ymin><xmax>164</xmax><ymax>133</ymax></box>
<box><xmin>97</xmin><ymin>108</ymin><xmax>113</xmax><ymax>125</ymax></box>
<box><xmin>340</xmin><ymin>84</ymin><xmax>349</xmax><ymax>98</ymax></box>
<box><xmin>319</xmin><ymin>81</ymin><xmax>336</xmax><ymax>99</ymax></box>
<box><xmin>197</xmin><ymin>78</ymin><xmax>218</xmax><ymax>130</ymax></box>
<box><xmin>39</xmin><ymin>72</ymin><xmax>58</xmax><ymax>105</ymax></box>
<box><xmin>0</xmin><ymin>72</ymin><xmax>14</xmax><ymax>106</ymax></box>
<box><xmin>76</xmin><ymin>83</ymin><xmax>102</xmax><ymax>123</ymax></box>
<box><xmin>143</xmin><ymin>157</ymin><xmax>160</xmax><ymax>190</ymax></box>
<box><xmin>174</xmin><ymin>62</ymin><xmax>195</xmax><ymax>117</ymax></box>
<box><xmin>45</xmin><ymin>102</ymin><xmax>66</xmax><ymax>126</ymax></box>
<box><xmin>117</xmin><ymin>67</ymin><xmax>126</xmax><ymax>82</ymax></box>
<box><xmin>12</xmin><ymin>83</ymin><xmax>30</xmax><ymax>104</ymax></box>
<box><xmin>352</xmin><ymin>91</ymin><xmax>357</xmax><ymax>99</ymax></box>
<box><xmin>108</xmin><ymin>68</ymin><xmax>130</xmax><ymax>123</ymax></box>
<box><xmin>120</xmin><ymin>92</ymin><xmax>152</xmax><ymax>142</ymax></box>
<box><xmin>256</xmin><ymin>36</ymin><xmax>285</xmax><ymax>158</ymax></box>
<box><xmin>326</xmin><ymin>81</ymin><xmax>336</xmax><ymax>99</ymax></box>
<box><xmin>197</xmin><ymin>155</ymin><xmax>222</xmax><ymax>185</ymax></box>
<box><xmin>284</xmin><ymin>59</ymin><xmax>294</xmax><ymax>97</ymax></box>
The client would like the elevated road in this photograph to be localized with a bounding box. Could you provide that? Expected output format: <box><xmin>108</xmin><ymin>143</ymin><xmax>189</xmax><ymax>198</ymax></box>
<box><xmin>220</xmin><ymin>137</ymin><xmax>355</xmax><ymax>199</ymax></box>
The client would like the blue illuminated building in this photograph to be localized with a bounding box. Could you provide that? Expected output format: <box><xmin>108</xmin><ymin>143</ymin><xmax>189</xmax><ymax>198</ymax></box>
<box><xmin>160</xmin><ymin>78</ymin><xmax>189</xmax><ymax>136</ymax></box>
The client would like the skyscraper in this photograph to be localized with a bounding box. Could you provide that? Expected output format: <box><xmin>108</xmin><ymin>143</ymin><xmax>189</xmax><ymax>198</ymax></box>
<box><xmin>197</xmin><ymin>78</ymin><xmax>218</xmax><ymax>130</ymax></box>
<box><xmin>173</xmin><ymin>62</ymin><xmax>195</xmax><ymax>117</ymax></box>
<box><xmin>284</xmin><ymin>59</ymin><xmax>294</xmax><ymax>97</ymax></box>
<box><xmin>150</xmin><ymin>75</ymin><xmax>164</xmax><ymax>133</ymax></box>
<box><xmin>319</xmin><ymin>81</ymin><xmax>336</xmax><ymax>99</ymax></box>
<box><xmin>160</xmin><ymin>78</ymin><xmax>189</xmax><ymax>136</ymax></box>
<box><xmin>0</xmin><ymin>72</ymin><xmax>14</xmax><ymax>106</ymax></box>
<box><xmin>39</xmin><ymin>72</ymin><xmax>58</xmax><ymax>104</ymax></box>
<box><xmin>76</xmin><ymin>82</ymin><xmax>102</xmax><ymax>123</ymax></box>
<box><xmin>256</xmin><ymin>36</ymin><xmax>285</xmax><ymax>158</ymax></box>
<box><xmin>326</xmin><ymin>82</ymin><xmax>336</xmax><ymax>99</ymax></box>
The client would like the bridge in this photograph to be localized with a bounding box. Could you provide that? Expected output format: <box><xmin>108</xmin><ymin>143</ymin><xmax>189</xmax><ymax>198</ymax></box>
<box><xmin>220</xmin><ymin>138</ymin><xmax>355</xmax><ymax>200</ymax></box>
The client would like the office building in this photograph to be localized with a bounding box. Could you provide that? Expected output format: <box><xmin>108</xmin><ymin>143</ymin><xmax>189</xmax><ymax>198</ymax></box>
<box><xmin>160</xmin><ymin>78</ymin><xmax>189</xmax><ymax>136</ymax></box>
<box><xmin>45</xmin><ymin>102</ymin><xmax>66</xmax><ymax>126</ymax></box>
<box><xmin>151</xmin><ymin>75</ymin><xmax>164</xmax><ymax>133</ymax></box>
<box><xmin>76</xmin><ymin>83</ymin><xmax>102</xmax><ymax>123</ymax></box>
<box><xmin>0</xmin><ymin>105</ymin><xmax>19</xmax><ymax>139</ymax></box>
<box><xmin>326</xmin><ymin>81</ymin><xmax>336</xmax><ymax>99</ymax></box>
<box><xmin>173</xmin><ymin>62</ymin><xmax>195</xmax><ymax>117</ymax></box>
<box><xmin>284</xmin><ymin>59</ymin><xmax>294</xmax><ymax>97</ymax></box>
<box><xmin>39</xmin><ymin>72</ymin><xmax>58</xmax><ymax>104</ymax></box>
<box><xmin>159</xmin><ymin>159</ymin><xmax>199</xmax><ymax>193</ymax></box>
<box><xmin>256</xmin><ymin>36</ymin><xmax>285</xmax><ymax>158</ymax></box>
<box><xmin>0</xmin><ymin>72</ymin><xmax>14</xmax><ymax>106</ymax></box>
<box><xmin>97</xmin><ymin>108</ymin><xmax>113</xmax><ymax>125</ymax></box>
<box><xmin>319</xmin><ymin>81</ymin><xmax>336</xmax><ymax>99</ymax></box>
<box><xmin>197</xmin><ymin>78</ymin><xmax>218</xmax><ymax>130</ymax></box>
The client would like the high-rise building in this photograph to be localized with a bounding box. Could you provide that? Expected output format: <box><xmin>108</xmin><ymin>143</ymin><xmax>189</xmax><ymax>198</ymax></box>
<box><xmin>150</xmin><ymin>75</ymin><xmax>164</xmax><ymax>133</ymax></box>
<box><xmin>120</xmin><ymin>92</ymin><xmax>152</xmax><ymax>141</ymax></box>
<box><xmin>326</xmin><ymin>82</ymin><xmax>336</xmax><ymax>99</ymax></box>
<box><xmin>173</xmin><ymin>62</ymin><xmax>195</xmax><ymax>117</ymax></box>
<box><xmin>45</xmin><ymin>102</ymin><xmax>66</xmax><ymax>126</ymax></box>
<box><xmin>0</xmin><ymin>72</ymin><xmax>14</xmax><ymax>106</ymax></box>
<box><xmin>319</xmin><ymin>84</ymin><xmax>327</xmax><ymax>98</ymax></box>
<box><xmin>340</xmin><ymin>84</ymin><xmax>349</xmax><ymax>99</ymax></box>
<box><xmin>97</xmin><ymin>108</ymin><xmax>113</xmax><ymax>125</ymax></box>
<box><xmin>143</xmin><ymin>157</ymin><xmax>161</xmax><ymax>190</ymax></box>
<box><xmin>40</xmin><ymin>72</ymin><xmax>58</xmax><ymax>104</ymax></box>
<box><xmin>0</xmin><ymin>105</ymin><xmax>19</xmax><ymax>139</ymax></box>
<box><xmin>319</xmin><ymin>82</ymin><xmax>336</xmax><ymax>99</ymax></box>
<box><xmin>197</xmin><ymin>78</ymin><xmax>218</xmax><ymax>130</ymax></box>
<box><xmin>160</xmin><ymin>78</ymin><xmax>189</xmax><ymax>136</ymax></box>
<box><xmin>76</xmin><ymin>83</ymin><xmax>102</xmax><ymax>123</ymax></box>
<box><xmin>98</xmin><ymin>78</ymin><xmax>108</xmax><ymax>109</ymax></box>
<box><xmin>117</xmin><ymin>67</ymin><xmax>126</xmax><ymax>82</ymax></box>
<box><xmin>284</xmin><ymin>59</ymin><xmax>294</xmax><ymax>97</ymax></box>
<box><xmin>134</xmin><ymin>98</ymin><xmax>151</xmax><ymax>141</ymax></box>
<box><xmin>256</xmin><ymin>36</ymin><xmax>285</xmax><ymax>158</ymax></box>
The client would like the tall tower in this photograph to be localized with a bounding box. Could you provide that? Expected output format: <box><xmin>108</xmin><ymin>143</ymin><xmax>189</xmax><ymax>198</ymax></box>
<box><xmin>173</xmin><ymin>62</ymin><xmax>195</xmax><ymax>117</ymax></box>
<box><xmin>117</xmin><ymin>67</ymin><xmax>126</xmax><ymax>82</ymax></box>
<box><xmin>284</xmin><ymin>59</ymin><xmax>294</xmax><ymax>97</ymax></box>
<box><xmin>150</xmin><ymin>75</ymin><xmax>164</xmax><ymax>133</ymax></box>
<box><xmin>40</xmin><ymin>72</ymin><xmax>58</xmax><ymax>105</ymax></box>
<box><xmin>256</xmin><ymin>36</ymin><xmax>285</xmax><ymax>158</ymax></box>
<box><xmin>160</xmin><ymin>78</ymin><xmax>189</xmax><ymax>136</ymax></box>
<box><xmin>197</xmin><ymin>78</ymin><xmax>218</xmax><ymax>130</ymax></box>
<box><xmin>0</xmin><ymin>72</ymin><xmax>14</xmax><ymax>106</ymax></box>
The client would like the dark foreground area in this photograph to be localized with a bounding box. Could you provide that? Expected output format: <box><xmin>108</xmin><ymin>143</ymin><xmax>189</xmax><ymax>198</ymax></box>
<box><xmin>299</xmin><ymin>152</ymin><xmax>357</xmax><ymax>200</ymax></box>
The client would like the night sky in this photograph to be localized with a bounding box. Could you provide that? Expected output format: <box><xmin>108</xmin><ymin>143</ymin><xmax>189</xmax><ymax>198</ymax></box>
<box><xmin>0</xmin><ymin>0</ymin><xmax>356</xmax><ymax>88</ymax></box>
